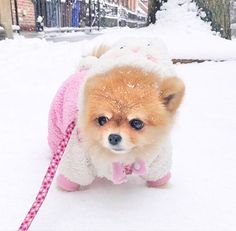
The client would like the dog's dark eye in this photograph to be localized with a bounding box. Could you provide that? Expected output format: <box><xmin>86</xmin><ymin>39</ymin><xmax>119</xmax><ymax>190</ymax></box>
<box><xmin>129</xmin><ymin>119</ymin><xmax>144</xmax><ymax>130</ymax></box>
<box><xmin>97</xmin><ymin>116</ymin><xmax>109</xmax><ymax>126</ymax></box>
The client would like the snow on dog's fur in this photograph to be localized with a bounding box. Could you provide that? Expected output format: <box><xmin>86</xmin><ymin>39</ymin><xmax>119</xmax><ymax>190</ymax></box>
<box><xmin>49</xmin><ymin>38</ymin><xmax>185</xmax><ymax>190</ymax></box>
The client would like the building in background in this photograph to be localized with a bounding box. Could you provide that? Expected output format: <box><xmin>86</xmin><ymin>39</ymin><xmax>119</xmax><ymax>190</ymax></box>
<box><xmin>11</xmin><ymin>0</ymin><xmax>36</xmax><ymax>31</ymax></box>
<box><xmin>138</xmin><ymin>0</ymin><xmax>148</xmax><ymax>14</ymax></box>
<box><xmin>0</xmin><ymin>0</ymin><xmax>13</xmax><ymax>38</ymax></box>
<box><xmin>101</xmin><ymin>0</ymin><xmax>147</xmax><ymax>27</ymax></box>
<box><xmin>9</xmin><ymin>0</ymin><xmax>147</xmax><ymax>32</ymax></box>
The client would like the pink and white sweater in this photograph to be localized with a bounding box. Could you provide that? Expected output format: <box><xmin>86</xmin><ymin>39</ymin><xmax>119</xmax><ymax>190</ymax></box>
<box><xmin>48</xmin><ymin>38</ymin><xmax>174</xmax><ymax>187</ymax></box>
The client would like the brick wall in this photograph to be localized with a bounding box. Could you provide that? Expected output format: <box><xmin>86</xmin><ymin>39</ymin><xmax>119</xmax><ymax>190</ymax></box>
<box><xmin>11</xmin><ymin>0</ymin><xmax>35</xmax><ymax>31</ymax></box>
<box><xmin>127</xmin><ymin>0</ymin><xmax>137</xmax><ymax>12</ymax></box>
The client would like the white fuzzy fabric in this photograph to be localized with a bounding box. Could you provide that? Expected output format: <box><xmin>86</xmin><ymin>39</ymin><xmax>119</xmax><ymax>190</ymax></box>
<box><xmin>89</xmin><ymin>37</ymin><xmax>175</xmax><ymax>78</ymax></box>
<box><xmin>58</xmin><ymin>125</ymin><xmax>95</xmax><ymax>186</ymax></box>
<box><xmin>142</xmin><ymin>139</ymin><xmax>172</xmax><ymax>181</ymax></box>
<box><xmin>79</xmin><ymin>37</ymin><xmax>176</xmax><ymax>79</ymax></box>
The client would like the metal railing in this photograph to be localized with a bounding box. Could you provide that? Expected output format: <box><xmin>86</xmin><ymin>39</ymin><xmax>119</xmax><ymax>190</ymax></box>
<box><xmin>34</xmin><ymin>0</ymin><xmax>147</xmax><ymax>31</ymax></box>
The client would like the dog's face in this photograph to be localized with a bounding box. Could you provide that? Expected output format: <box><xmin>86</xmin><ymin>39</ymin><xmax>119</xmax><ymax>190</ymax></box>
<box><xmin>80</xmin><ymin>66</ymin><xmax>184</xmax><ymax>155</ymax></box>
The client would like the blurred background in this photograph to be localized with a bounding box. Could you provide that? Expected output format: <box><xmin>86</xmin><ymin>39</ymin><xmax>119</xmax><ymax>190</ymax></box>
<box><xmin>0</xmin><ymin>0</ymin><xmax>235</xmax><ymax>40</ymax></box>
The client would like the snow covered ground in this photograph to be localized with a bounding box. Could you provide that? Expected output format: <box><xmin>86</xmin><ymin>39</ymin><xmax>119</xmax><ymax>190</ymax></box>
<box><xmin>0</xmin><ymin>0</ymin><xmax>236</xmax><ymax>230</ymax></box>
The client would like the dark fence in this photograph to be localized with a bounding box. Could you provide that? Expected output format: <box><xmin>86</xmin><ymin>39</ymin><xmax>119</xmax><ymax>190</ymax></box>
<box><xmin>0</xmin><ymin>25</ymin><xmax>6</xmax><ymax>40</ymax></box>
<box><xmin>34</xmin><ymin>0</ymin><xmax>147</xmax><ymax>30</ymax></box>
<box><xmin>35</xmin><ymin>0</ymin><xmax>86</xmax><ymax>28</ymax></box>
<box><xmin>194</xmin><ymin>0</ymin><xmax>231</xmax><ymax>39</ymax></box>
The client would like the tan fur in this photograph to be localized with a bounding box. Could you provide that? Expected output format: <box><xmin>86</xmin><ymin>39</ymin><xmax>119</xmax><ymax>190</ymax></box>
<box><xmin>159</xmin><ymin>77</ymin><xmax>185</xmax><ymax>113</ymax></box>
<box><xmin>91</xmin><ymin>44</ymin><xmax>110</xmax><ymax>58</ymax></box>
<box><xmin>79</xmin><ymin>66</ymin><xmax>185</xmax><ymax>160</ymax></box>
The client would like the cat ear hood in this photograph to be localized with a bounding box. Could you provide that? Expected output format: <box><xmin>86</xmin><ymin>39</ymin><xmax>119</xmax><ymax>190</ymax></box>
<box><xmin>79</xmin><ymin>37</ymin><xmax>176</xmax><ymax>79</ymax></box>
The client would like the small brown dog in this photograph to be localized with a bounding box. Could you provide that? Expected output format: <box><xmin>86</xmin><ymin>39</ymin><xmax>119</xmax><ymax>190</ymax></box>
<box><xmin>48</xmin><ymin>37</ymin><xmax>185</xmax><ymax>190</ymax></box>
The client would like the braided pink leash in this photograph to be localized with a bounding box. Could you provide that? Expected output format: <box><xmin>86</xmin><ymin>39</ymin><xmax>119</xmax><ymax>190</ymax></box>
<box><xmin>18</xmin><ymin>121</ymin><xmax>76</xmax><ymax>231</ymax></box>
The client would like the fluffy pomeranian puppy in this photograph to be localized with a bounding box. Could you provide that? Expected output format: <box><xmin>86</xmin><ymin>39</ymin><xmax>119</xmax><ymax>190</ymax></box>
<box><xmin>48</xmin><ymin>37</ymin><xmax>185</xmax><ymax>191</ymax></box>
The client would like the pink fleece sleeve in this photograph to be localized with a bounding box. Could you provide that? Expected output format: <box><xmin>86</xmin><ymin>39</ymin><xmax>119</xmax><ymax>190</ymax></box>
<box><xmin>48</xmin><ymin>69</ymin><xmax>88</xmax><ymax>153</ymax></box>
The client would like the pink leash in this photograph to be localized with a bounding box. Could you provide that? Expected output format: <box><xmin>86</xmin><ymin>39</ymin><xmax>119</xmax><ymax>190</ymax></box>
<box><xmin>18</xmin><ymin>121</ymin><xmax>76</xmax><ymax>231</ymax></box>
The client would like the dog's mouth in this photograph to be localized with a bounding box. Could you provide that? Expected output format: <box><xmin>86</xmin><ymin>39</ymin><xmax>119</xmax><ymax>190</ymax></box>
<box><xmin>108</xmin><ymin>147</ymin><xmax>129</xmax><ymax>154</ymax></box>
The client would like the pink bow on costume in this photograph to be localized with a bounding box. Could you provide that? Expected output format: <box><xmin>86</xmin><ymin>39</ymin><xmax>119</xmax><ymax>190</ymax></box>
<box><xmin>112</xmin><ymin>159</ymin><xmax>146</xmax><ymax>184</ymax></box>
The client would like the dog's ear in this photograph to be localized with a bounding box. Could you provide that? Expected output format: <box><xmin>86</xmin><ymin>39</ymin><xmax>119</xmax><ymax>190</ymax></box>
<box><xmin>159</xmin><ymin>77</ymin><xmax>185</xmax><ymax>113</ymax></box>
<box><xmin>91</xmin><ymin>44</ymin><xmax>110</xmax><ymax>58</ymax></box>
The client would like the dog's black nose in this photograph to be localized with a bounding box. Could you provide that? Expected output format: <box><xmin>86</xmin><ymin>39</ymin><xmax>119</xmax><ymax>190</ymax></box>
<box><xmin>108</xmin><ymin>134</ymin><xmax>122</xmax><ymax>145</ymax></box>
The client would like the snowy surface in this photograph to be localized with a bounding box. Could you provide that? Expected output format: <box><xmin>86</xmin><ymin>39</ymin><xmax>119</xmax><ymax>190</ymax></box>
<box><xmin>12</xmin><ymin>25</ymin><xmax>20</xmax><ymax>31</ymax></box>
<box><xmin>0</xmin><ymin>0</ymin><xmax>236</xmax><ymax>230</ymax></box>
<box><xmin>88</xmin><ymin>0</ymin><xmax>236</xmax><ymax>60</ymax></box>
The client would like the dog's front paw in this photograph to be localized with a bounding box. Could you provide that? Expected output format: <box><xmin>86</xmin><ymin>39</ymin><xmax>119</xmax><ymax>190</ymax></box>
<box><xmin>57</xmin><ymin>174</ymin><xmax>80</xmax><ymax>192</ymax></box>
<box><xmin>146</xmin><ymin>172</ymin><xmax>171</xmax><ymax>187</ymax></box>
